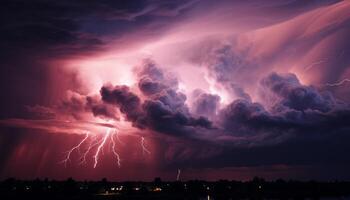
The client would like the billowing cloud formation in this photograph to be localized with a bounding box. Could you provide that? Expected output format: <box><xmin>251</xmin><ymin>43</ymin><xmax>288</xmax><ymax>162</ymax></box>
<box><xmin>86</xmin><ymin>96</ymin><xmax>119</xmax><ymax>120</ymax></box>
<box><xmin>59</xmin><ymin>91</ymin><xmax>119</xmax><ymax>120</ymax></box>
<box><xmin>219</xmin><ymin>72</ymin><xmax>349</xmax><ymax>138</ymax></box>
<box><xmin>191</xmin><ymin>89</ymin><xmax>220</xmax><ymax>118</ymax></box>
<box><xmin>79</xmin><ymin>59</ymin><xmax>350</xmax><ymax>147</ymax></box>
<box><xmin>100</xmin><ymin>60</ymin><xmax>212</xmax><ymax>136</ymax></box>
<box><xmin>260</xmin><ymin>73</ymin><xmax>340</xmax><ymax>112</ymax></box>
<box><xmin>75</xmin><ymin>58</ymin><xmax>350</xmax><ymax>174</ymax></box>
<box><xmin>136</xmin><ymin>60</ymin><xmax>179</xmax><ymax>96</ymax></box>
<box><xmin>1</xmin><ymin>0</ymin><xmax>350</xmax><ymax>180</ymax></box>
<box><xmin>101</xmin><ymin>85</ymin><xmax>143</xmax><ymax>123</ymax></box>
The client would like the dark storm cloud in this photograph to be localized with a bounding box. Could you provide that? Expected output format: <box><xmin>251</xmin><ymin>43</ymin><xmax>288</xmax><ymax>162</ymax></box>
<box><xmin>97</xmin><ymin>59</ymin><xmax>350</xmax><ymax>145</ymax></box>
<box><xmin>96</xmin><ymin>61</ymin><xmax>350</xmax><ymax>170</ymax></box>
<box><xmin>162</xmin><ymin>71</ymin><xmax>350</xmax><ymax>170</ymax></box>
<box><xmin>86</xmin><ymin>96</ymin><xmax>119</xmax><ymax>120</ymax></box>
<box><xmin>260</xmin><ymin>73</ymin><xmax>341</xmax><ymax>112</ymax></box>
<box><xmin>100</xmin><ymin>85</ymin><xmax>143</xmax><ymax>124</ymax></box>
<box><xmin>191</xmin><ymin>89</ymin><xmax>221</xmax><ymax>118</ymax></box>
<box><xmin>100</xmin><ymin>84</ymin><xmax>213</xmax><ymax>136</ymax></box>
<box><xmin>138</xmin><ymin>77</ymin><xmax>164</xmax><ymax>96</ymax></box>
<box><xmin>58</xmin><ymin>92</ymin><xmax>118</xmax><ymax>120</ymax></box>
<box><xmin>136</xmin><ymin>60</ymin><xmax>212</xmax><ymax>134</ymax></box>
<box><xmin>220</xmin><ymin>98</ymin><xmax>350</xmax><ymax>137</ymax></box>
<box><xmin>136</xmin><ymin>59</ymin><xmax>178</xmax><ymax>96</ymax></box>
<box><xmin>219</xmin><ymin>72</ymin><xmax>350</xmax><ymax>138</ymax></box>
<box><xmin>142</xmin><ymin>99</ymin><xmax>212</xmax><ymax>135</ymax></box>
<box><xmin>100</xmin><ymin>60</ymin><xmax>212</xmax><ymax>136</ymax></box>
<box><xmin>220</xmin><ymin>99</ymin><xmax>270</xmax><ymax>136</ymax></box>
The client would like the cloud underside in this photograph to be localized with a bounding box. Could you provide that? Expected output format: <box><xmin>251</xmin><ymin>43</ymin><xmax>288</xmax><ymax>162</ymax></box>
<box><xmin>58</xmin><ymin>59</ymin><xmax>350</xmax><ymax>151</ymax></box>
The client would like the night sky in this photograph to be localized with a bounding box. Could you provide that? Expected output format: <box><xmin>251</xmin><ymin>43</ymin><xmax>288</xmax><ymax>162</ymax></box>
<box><xmin>1</xmin><ymin>0</ymin><xmax>350</xmax><ymax>181</ymax></box>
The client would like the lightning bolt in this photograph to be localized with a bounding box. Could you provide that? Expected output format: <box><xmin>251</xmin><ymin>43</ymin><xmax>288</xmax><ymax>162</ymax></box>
<box><xmin>61</xmin><ymin>131</ymin><xmax>90</xmax><ymax>167</ymax></box>
<box><xmin>176</xmin><ymin>169</ymin><xmax>181</xmax><ymax>181</ymax></box>
<box><xmin>115</xmin><ymin>130</ymin><xmax>125</xmax><ymax>145</ymax></box>
<box><xmin>141</xmin><ymin>136</ymin><xmax>151</xmax><ymax>155</ymax></box>
<box><xmin>93</xmin><ymin>128</ymin><xmax>111</xmax><ymax>168</ymax></box>
<box><xmin>304</xmin><ymin>59</ymin><xmax>327</xmax><ymax>71</ymax></box>
<box><xmin>61</xmin><ymin>120</ymin><xmax>150</xmax><ymax>168</ymax></box>
<box><xmin>111</xmin><ymin>129</ymin><xmax>121</xmax><ymax>167</ymax></box>
<box><xmin>304</xmin><ymin>50</ymin><xmax>344</xmax><ymax>72</ymax></box>
<box><xmin>79</xmin><ymin>135</ymin><xmax>102</xmax><ymax>165</ymax></box>
<box><xmin>326</xmin><ymin>78</ymin><xmax>350</xmax><ymax>87</ymax></box>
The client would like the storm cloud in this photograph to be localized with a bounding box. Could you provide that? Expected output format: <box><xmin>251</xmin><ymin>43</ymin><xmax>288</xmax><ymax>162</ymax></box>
<box><xmin>89</xmin><ymin>58</ymin><xmax>350</xmax><ymax>149</ymax></box>
<box><xmin>100</xmin><ymin>60</ymin><xmax>212</xmax><ymax>136</ymax></box>
<box><xmin>1</xmin><ymin>0</ymin><xmax>350</xmax><ymax>180</ymax></box>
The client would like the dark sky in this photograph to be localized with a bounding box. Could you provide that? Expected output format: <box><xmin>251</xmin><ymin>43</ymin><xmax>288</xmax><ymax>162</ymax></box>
<box><xmin>1</xmin><ymin>0</ymin><xmax>350</xmax><ymax>181</ymax></box>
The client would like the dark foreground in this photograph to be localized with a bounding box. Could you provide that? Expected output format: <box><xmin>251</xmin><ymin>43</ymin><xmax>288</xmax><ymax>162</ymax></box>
<box><xmin>1</xmin><ymin>177</ymin><xmax>350</xmax><ymax>200</ymax></box>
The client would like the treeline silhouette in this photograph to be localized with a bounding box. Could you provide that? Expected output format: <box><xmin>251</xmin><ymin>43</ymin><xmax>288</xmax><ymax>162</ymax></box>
<box><xmin>1</xmin><ymin>177</ymin><xmax>350</xmax><ymax>199</ymax></box>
